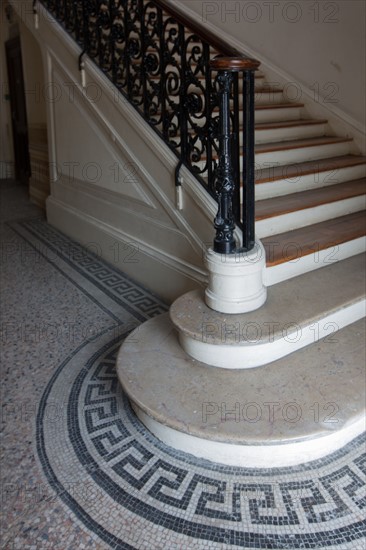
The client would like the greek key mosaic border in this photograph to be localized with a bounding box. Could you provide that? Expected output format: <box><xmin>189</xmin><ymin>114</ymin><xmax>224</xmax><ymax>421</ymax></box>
<box><xmin>11</xmin><ymin>218</ymin><xmax>168</xmax><ymax>322</ymax></box>
<box><xmin>11</xmin><ymin>218</ymin><xmax>366</xmax><ymax>548</ymax></box>
<box><xmin>35</xmin><ymin>332</ymin><xmax>365</xmax><ymax>549</ymax></box>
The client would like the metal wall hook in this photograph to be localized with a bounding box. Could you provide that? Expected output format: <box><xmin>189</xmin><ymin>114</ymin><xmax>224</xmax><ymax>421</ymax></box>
<box><xmin>175</xmin><ymin>161</ymin><xmax>184</xmax><ymax>210</ymax></box>
<box><xmin>33</xmin><ymin>0</ymin><xmax>39</xmax><ymax>29</ymax></box>
<box><xmin>78</xmin><ymin>51</ymin><xmax>86</xmax><ymax>88</ymax></box>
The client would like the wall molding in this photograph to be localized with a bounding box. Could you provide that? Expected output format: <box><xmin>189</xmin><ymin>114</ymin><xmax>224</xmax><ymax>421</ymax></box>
<box><xmin>47</xmin><ymin>196</ymin><xmax>208</xmax><ymax>301</ymax></box>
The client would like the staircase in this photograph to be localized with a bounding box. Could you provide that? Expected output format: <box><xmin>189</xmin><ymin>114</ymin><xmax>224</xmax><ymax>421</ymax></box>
<box><xmin>204</xmin><ymin>67</ymin><xmax>366</xmax><ymax>284</ymax></box>
<box><xmin>250</xmin><ymin>78</ymin><xmax>365</xmax><ymax>284</ymax></box>
<box><xmin>36</xmin><ymin>0</ymin><xmax>366</xmax><ymax>285</ymax></box>
<box><xmin>141</xmin><ymin>45</ymin><xmax>366</xmax><ymax>284</ymax></box>
<box><xmin>29</xmin><ymin>0</ymin><xmax>366</xmax><ymax>468</ymax></box>
<box><xmin>123</xmin><ymin>27</ymin><xmax>365</xmax><ymax>463</ymax></box>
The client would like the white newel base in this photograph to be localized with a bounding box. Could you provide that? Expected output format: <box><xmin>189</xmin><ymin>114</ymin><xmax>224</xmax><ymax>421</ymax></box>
<box><xmin>204</xmin><ymin>242</ymin><xmax>267</xmax><ymax>314</ymax></box>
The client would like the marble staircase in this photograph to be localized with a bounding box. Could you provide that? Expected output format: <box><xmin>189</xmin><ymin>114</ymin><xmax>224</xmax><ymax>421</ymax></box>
<box><xmin>117</xmin><ymin>38</ymin><xmax>365</xmax><ymax>468</ymax></box>
<box><xmin>117</xmin><ymin>255</ymin><xmax>366</xmax><ymax>467</ymax></box>
<box><xmin>49</xmin><ymin>4</ymin><xmax>365</xmax><ymax>467</ymax></box>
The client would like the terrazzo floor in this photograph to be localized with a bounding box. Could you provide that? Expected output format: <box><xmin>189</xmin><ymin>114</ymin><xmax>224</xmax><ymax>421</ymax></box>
<box><xmin>0</xmin><ymin>180</ymin><xmax>365</xmax><ymax>549</ymax></box>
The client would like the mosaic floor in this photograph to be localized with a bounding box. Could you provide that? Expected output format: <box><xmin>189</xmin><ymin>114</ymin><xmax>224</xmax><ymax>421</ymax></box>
<box><xmin>1</xmin><ymin>181</ymin><xmax>365</xmax><ymax>549</ymax></box>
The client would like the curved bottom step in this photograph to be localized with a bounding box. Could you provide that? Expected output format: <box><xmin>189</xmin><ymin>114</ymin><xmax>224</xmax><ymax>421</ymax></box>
<box><xmin>116</xmin><ymin>314</ymin><xmax>365</xmax><ymax>468</ymax></box>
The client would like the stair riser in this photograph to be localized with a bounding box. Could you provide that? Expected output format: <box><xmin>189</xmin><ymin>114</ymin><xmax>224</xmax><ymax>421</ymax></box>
<box><xmin>254</xmin><ymin>78</ymin><xmax>266</xmax><ymax>90</ymax></box>
<box><xmin>133</xmin><ymin>400</ymin><xmax>365</xmax><ymax>467</ymax></box>
<box><xmin>181</xmin><ymin>106</ymin><xmax>303</xmax><ymax>127</ymax></box>
<box><xmin>226</xmin><ymin>92</ymin><xmax>285</xmax><ymax>108</ymax></box>
<box><xmin>217</xmin><ymin>76</ymin><xmax>266</xmax><ymax>91</ymax></box>
<box><xmin>254</xmin><ymin>141</ymin><xmax>352</xmax><ymax>169</ymax></box>
<box><xmin>145</xmin><ymin>44</ymin><xmax>218</xmax><ymax>54</ymax></box>
<box><xmin>190</xmin><ymin>89</ymin><xmax>286</xmax><ymax>104</ymax></box>
<box><xmin>179</xmin><ymin>298</ymin><xmax>365</xmax><ymax>369</ymax></box>
<box><xmin>147</xmin><ymin>67</ymin><xmax>265</xmax><ymax>89</ymax></box>
<box><xmin>185</xmin><ymin>121</ymin><xmax>311</xmax><ymax>140</ymax></box>
<box><xmin>255</xmin><ymin>106</ymin><xmax>302</xmax><ymax>123</ymax></box>
<box><xmin>196</xmin><ymin>142</ymin><xmax>352</xmax><ymax>172</ymax></box>
<box><xmin>264</xmin><ymin>237</ymin><xmax>366</xmax><ymax>286</ymax></box>
<box><xmin>254</xmin><ymin>123</ymin><xmax>327</xmax><ymax>145</ymax></box>
<box><xmin>256</xmin><ymin>164</ymin><xmax>366</xmax><ymax>199</ymax></box>
<box><xmin>256</xmin><ymin>195</ymin><xmax>366</xmax><ymax>238</ymax></box>
<box><xmin>185</xmin><ymin>121</ymin><xmax>326</xmax><ymax>141</ymax></box>
<box><xmin>253</xmin><ymin>91</ymin><xmax>285</xmax><ymax>105</ymax></box>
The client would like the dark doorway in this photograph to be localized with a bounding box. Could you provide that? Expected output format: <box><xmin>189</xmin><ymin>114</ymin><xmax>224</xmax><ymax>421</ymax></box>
<box><xmin>5</xmin><ymin>36</ymin><xmax>31</xmax><ymax>185</ymax></box>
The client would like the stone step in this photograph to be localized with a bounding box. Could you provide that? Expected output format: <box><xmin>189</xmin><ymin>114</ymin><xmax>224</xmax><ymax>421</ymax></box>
<box><xmin>259</xmin><ymin>102</ymin><xmax>305</xmax><ymax>123</ymax></box>
<box><xmin>254</xmin><ymin>118</ymin><xmax>328</xmax><ymax>144</ymax></box>
<box><xmin>262</xmin><ymin>212</ymin><xmax>366</xmax><ymax>285</ymax></box>
<box><xmin>197</xmin><ymin>136</ymin><xmax>354</xmax><ymax>171</ymax></box>
<box><xmin>170</xmin><ymin>253</ymin><xmax>365</xmax><ymax>368</ymax></box>
<box><xmin>187</xmin><ymin>118</ymin><xmax>328</xmax><ymax>145</ymax></box>
<box><xmin>255</xmin><ymin>154</ymin><xmax>366</xmax><ymax>199</ymax></box>
<box><xmin>255</xmin><ymin>178</ymin><xmax>366</xmax><ymax>238</ymax></box>
<box><xmin>176</xmin><ymin>85</ymin><xmax>293</xmax><ymax>106</ymax></box>
<box><xmin>117</xmin><ymin>313</ymin><xmax>365</xmax><ymax>468</ymax></box>
<box><xmin>255</xmin><ymin>136</ymin><xmax>354</xmax><ymax>169</ymax></box>
<box><xmin>206</xmin><ymin>118</ymin><xmax>328</xmax><ymax>145</ymax></box>
<box><xmin>237</xmin><ymin>88</ymin><xmax>286</xmax><ymax>106</ymax></box>
<box><xmin>145</xmin><ymin>43</ymin><xmax>219</xmax><ymax>55</ymax></box>
<box><xmin>216</xmin><ymin>102</ymin><xmax>305</xmax><ymax>123</ymax></box>
<box><xmin>152</xmin><ymin>107</ymin><xmax>306</xmax><ymax>148</ymax></box>
<box><xmin>146</xmin><ymin>72</ymin><xmax>265</xmax><ymax>88</ymax></box>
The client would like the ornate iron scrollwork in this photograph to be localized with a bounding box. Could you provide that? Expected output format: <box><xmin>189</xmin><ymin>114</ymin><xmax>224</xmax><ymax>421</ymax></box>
<box><xmin>39</xmin><ymin>0</ymin><xmax>259</xmax><ymax>252</ymax></box>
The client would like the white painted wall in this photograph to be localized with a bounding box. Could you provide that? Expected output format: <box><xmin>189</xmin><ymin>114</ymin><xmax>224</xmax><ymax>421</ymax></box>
<box><xmin>173</xmin><ymin>0</ymin><xmax>366</xmax><ymax>134</ymax></box>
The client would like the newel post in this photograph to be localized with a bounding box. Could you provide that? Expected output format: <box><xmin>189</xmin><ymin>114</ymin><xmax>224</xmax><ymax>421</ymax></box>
<box><xmin>212</xmin><ymin>67</ymin><xmax>236</xmax><ymax>254</ymax></box>
<box><xmin>204</xmin><ymin>56</ymin><xmax>267</xmax><ymax>314</ymax></box>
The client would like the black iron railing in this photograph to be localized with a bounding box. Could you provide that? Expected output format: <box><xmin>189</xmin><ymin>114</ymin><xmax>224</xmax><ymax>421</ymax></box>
<box><xmin>38</xmin><ymin>0</ymin><xmax>259</xmax><ymax>252</ymax></box>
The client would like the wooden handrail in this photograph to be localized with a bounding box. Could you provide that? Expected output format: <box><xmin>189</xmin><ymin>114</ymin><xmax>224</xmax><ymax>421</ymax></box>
<box><xmin>154</xmin><ymin>0</ymin><xmax>259</xmax><ymax>65</ymax></box>
<box><xmin>210</xmin><ymin>56</ymin><xmax>260</xmax><ymax>72</ymax></box>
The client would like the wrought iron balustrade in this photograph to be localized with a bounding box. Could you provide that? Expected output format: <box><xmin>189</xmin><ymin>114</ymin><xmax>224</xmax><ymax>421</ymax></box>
<box><xmin>38</xmin><ymin>0</ymin><xmax>260</xmax><ymax>252</ymax></box>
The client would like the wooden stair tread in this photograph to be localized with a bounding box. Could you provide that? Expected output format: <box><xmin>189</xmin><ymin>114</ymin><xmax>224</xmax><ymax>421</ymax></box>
<box><xmin>210</xmin><ymin>102</ymin><xmax>304</xmax><ymax>116</ymax></box>
<box><xmin>202</xmin><ymin>136</ymin><xmax>354</xmax><ymax>163</ymax></box>
<box><xmin>187</xmin><ymin>118</ymin><xmax>327</xmax><ymax>135</ymax></box>
<box><xmin>255</xmin><ymin>155</ymin><xmax>366</xmax><ymax>184</ymax></box>
<box><xmin>154</xmin><ymin>101</ymin><xmax>303</xmax><ymax>118</ymax></box>
<box><xmin>256</xmin><ymin>179</ymin><xmax>366</xmax><ymax>220</ymax></box>
<box><xmin>262</xmin><ymin>211</ymin><xmax>366</xmax><ymax>266</ymax></box>
<box><xmin>255</xmin><ymin>102</ymin><xmax>304</xmax><ymax>110</ymax></box>
<box><xmin>255</xmin><ymin>135</ymin><xmax>353</xmax><ymax>154</ymax></box>
<box><xmin>254</xmin><ymin>88</ymin><xmax>284</xmax><ymax>94</ymax></box>
<box><xmin>255</xmin><ymin>119</ymin><xmax>327</xmax><ymax>131</ymax></box>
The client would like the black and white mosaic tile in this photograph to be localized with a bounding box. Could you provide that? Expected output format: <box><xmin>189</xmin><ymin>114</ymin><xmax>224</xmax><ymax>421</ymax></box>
<box><xmin>7</xmin><ymin>217</ymin><xmax>366</xmax><ymax>549</ymax></box>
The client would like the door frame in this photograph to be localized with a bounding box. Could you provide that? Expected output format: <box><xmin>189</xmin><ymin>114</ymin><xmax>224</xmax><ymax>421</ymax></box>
<box><xmin>5</xmin><ymin>35</ymin><xmax>31</xmax><ymax>185</ymax></box>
